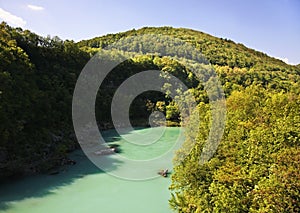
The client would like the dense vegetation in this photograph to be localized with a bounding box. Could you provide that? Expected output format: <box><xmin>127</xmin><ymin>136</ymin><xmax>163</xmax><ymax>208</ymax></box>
<box><xmin>0</xmin><ymin>22</ymin><xmax>90</xmax><ymax>177</ymax></box>
<box><xmin>1</xmin><ymin>23</ymin><xmax>299</xmax><ymax>211</ymax></box>
<box><xmin>170</xmin><ymin>87</ymin><xmax>300</xmax><ymax>212</ymax></box>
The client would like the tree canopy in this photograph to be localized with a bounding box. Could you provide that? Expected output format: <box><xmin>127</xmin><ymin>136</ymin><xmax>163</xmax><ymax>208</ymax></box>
<box><xmin>0</xmin><ymin>23</ymin><xmax>299</xmax><ymax>212</ymax></box>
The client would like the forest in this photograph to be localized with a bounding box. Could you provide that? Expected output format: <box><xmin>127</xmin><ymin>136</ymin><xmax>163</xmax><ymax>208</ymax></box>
<box><xmin>0</xmin><ymin>22</ymin><xmax>299</xmax><ymax>212</ymax></box>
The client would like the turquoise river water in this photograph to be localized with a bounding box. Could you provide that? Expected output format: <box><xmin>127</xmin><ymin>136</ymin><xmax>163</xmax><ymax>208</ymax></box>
<box><xmin>0</xmin><ymin>127</ymin><xmax>183</xmax><ymax>213</ymax></box>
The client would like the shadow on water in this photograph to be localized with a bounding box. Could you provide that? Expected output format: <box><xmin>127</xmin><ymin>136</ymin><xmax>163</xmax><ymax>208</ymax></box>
<box><xmin>0</xmin><ymin>126</ymin><xmax>165</xmax><ymax>211</ymax></box>
<box><xmin>0</xmin><ymin>129</ymin><xmax>126</xmax><ymax>211</ymax></box>
<box><xmin>0</xmin><ymin>151</ymin><xmax>123</xmax><ymax>211</ymax></box>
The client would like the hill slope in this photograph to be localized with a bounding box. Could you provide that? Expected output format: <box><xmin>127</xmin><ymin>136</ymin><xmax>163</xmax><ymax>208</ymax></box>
<box><xmin>78</xmin><ymin>26</ymin><xmax>299</xmax><ymax>73</ymax></box>
<box><xmin>0</xmin><ymin>23</ymin><xmax>299</xmax><ymax>212</ymax></box>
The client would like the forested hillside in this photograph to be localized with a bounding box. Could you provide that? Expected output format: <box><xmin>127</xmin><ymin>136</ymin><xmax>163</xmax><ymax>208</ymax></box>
<box><xmin>0</xmin><ymin>23</ymin><xmax>299</xmax><ymax>211</ymax></box>
<box><xmin>0</xmin><ymin>22</ymin><xmax>90</xmax><ymax>178</ymax></box>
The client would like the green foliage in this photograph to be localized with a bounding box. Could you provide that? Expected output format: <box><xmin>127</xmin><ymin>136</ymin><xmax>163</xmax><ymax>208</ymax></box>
<box><xmin>170</xmin><ymin>87</ymin><xmax>300</xmax><ymax>212</ymax></box>
<box><xmin>1</xmin><ymin>23</ymin><xmax>299</xmax><ymax>212</ymax></box>
<box><xmin>78</xmin><ymin>26</ymin><xmax>299</xmax><ymax>74</ymax></box>
<box><xmin>0</xmin><ymin>22</ymin><xmax>89</xmax><ymax>178</ymax></box>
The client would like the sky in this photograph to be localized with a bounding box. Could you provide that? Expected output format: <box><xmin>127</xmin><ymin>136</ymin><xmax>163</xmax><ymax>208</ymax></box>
<box><xmin>0</xmin><ymin>0</ymin><xmax>299</xmax><ymax>65</ymax></box>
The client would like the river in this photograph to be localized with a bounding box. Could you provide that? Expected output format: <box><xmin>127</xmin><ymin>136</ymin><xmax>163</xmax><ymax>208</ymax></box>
<box><xmin>0</xmin><ymin>127</ymin><xmax>183</xmax><ymax>213</ymax></box>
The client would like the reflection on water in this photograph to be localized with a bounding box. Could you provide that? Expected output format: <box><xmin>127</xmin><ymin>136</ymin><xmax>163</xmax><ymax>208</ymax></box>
<box><xmin>0</xmin><ymin>127</ymin><xmax>182</xmax><ymax>213</ymax></box>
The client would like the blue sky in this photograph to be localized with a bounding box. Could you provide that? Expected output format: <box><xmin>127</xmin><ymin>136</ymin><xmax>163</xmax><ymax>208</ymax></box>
<box><xmin>0</xmin><ymin>0</ymin><xmax>299</xmax><ymax>64</ymax></box>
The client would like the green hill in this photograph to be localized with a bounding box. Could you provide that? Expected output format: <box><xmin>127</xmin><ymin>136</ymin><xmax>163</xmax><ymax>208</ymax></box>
<box><xmin>0</xmin><ymin>23</ymin><xmax>299</xmax><ymax>212</ymax></box>
<box><xmin>78</xmin><ymin>26</ymin><xmax>298</xmax><ymax>72</ymax></box>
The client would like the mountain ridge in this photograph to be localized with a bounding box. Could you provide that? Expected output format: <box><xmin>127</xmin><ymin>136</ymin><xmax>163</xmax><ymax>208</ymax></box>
<box><xmin>77</xmin><ymin>26</ymin><xmax>299</xmax><ymax>72</ymax></box>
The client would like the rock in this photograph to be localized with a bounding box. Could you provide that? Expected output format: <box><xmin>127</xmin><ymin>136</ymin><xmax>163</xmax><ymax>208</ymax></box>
<box><xmin>50</xmin><ymin>133</ymin><xmax>63</xmax><ymax>142</ymax></box>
